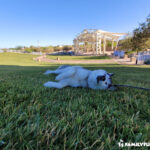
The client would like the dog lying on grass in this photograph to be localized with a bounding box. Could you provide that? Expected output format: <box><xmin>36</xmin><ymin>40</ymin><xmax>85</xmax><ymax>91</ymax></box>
<box><xmin>44</xmin><ymin>65</ymin><xmax>115</xmax><ymax>90</ymax></box>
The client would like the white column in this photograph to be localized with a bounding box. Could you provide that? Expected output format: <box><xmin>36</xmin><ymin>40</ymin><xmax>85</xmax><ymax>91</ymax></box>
<box><xmin>75</xmin><ymin>40</ymin><xmax>79</xmax><ymax>54</ymax></box>
<box><xmin>84</xmin><ymin>42</ymin><xmax>86</xmax><ymax>52</ymax></box>
<box><xmin>112</xmin><ymin>40</ymin><xmax>114</xmax><ymax>50</ymax></box>
<box><xmin>73</xmin><ymin>40</ymin><xmax>76</xmax><ymax>54</ymax></box>
<box><xmin>103</xmin><ymin>37</ymin><xmax>106</xmax><ymax>54</ymax></box>
<box><xmin>116</xmin><ymin>40</ymin><xmax>119</xmax><ymax>50</ymax></box>
<box><xmin>96</xmin><ymin>33</ymin><xmax>98</xmax><ymax>54</ymax></box>
<box><xmin>92</xmin><ymin>42</ymin><xmax>95</xmax><ymax>54</ymax></box>
<box><xmin>99</xmin><ymin>37</ymin><xmax>102</xmax><ymax>54</ymax></box>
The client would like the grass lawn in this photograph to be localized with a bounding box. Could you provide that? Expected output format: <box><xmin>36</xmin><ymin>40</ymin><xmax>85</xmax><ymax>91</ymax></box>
<box><xmin>0</xmin><ymin>53</ymin><xmax>150</xmax><ymax>149</ymax></box>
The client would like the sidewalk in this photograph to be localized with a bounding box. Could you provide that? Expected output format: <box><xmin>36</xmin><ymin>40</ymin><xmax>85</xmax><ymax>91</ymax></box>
<box><xmin>113</xmin><ymin>58</ymin><xmax>136</xmax><ymax>65</ymax></box>
<box><xmin>33</xmin><ymin>55</ymin><xmax>136</xmax><ymax>65</ymax></box>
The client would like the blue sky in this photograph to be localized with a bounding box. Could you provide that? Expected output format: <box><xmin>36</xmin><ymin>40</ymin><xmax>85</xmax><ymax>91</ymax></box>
<box><xmin>0</xmin><ymin>0</ymin><xmax>150</xmax><ymax>48</ymax></box>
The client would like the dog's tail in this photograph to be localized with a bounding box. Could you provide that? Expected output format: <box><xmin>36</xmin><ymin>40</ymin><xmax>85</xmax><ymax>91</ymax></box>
<box><xmin>57</xmin><ymin>65</ymin><xmax>71</xmax><ymax>70</ymax></box>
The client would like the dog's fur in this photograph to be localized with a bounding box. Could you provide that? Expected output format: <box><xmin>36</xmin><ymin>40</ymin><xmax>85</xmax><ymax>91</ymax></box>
<box><xmin>44</xmin><ymin>65</ymin><xmax>114</xmax><ymax>90</ymax></box>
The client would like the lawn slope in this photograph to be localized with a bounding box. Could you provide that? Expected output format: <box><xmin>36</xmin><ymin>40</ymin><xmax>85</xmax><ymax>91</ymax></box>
<box><xmin>0</xmin><ymin>53</ymin><xmax>150</xmax><ymax>149</ymax></box>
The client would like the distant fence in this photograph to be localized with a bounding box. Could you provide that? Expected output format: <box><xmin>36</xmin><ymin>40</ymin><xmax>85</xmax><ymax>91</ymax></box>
<box><xmin>0</xmin><ymin>50</ymin><xmax>75</xmax><ymax>56</ymax></box>
<box><xmin>0</xmin><ymin>50</ymin><xmax>43</xmax><ymax>55</ymax></box>
<box><xmin>113</xmin><ymin>50</ymin><xmax>125</xmax><ymax>58</ymax></box>
<box><xmin>29</xmin><ymin>52</ymin><xmax>43</xmax><ymax>55</ymax></box>
<box><xmin>50</xmin><ymin>51</ymin><xmax>74</xmax><ymax>56</ymax></box>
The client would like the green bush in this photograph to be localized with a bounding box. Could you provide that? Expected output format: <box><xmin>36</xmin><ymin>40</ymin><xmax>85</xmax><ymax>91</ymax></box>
<box><xmin>144</xmin><ymin>59</ymin><xmax>150</xmax><ymax>64</ymax></box>
<box><xmin>24</xmin><ymin>49</ymin><xmax>33</xmax><ymax>53</ymax></box>
<box><xmin>62</xmin><ymin>45</ymin><xmax>72</xmax><ymax>51</ymax></box>
<box><xmin>15</xmin><ymin>46</ymin><xmax>23</xmax><ymax>50</ymax></box>
<box><xmin>22</xmin><ymin>45</ymin><xmax>72</xmax><ymax>53</ymax></box>
<box><xmin>54</xmin><ymin>46</ymin><xmax>62</xmax><ymax>51</ymax></box>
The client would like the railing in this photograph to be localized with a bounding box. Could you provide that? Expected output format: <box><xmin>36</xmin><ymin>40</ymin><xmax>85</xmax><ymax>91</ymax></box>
<box><xmin>113</xmin><ymin>50</ymin><xmax>125</xmax><ymax>58</ymax></box>
<box><xmin>137</xmin><ymin>51</ymin><xmax>150</xmax><ymax>62</ymax></box>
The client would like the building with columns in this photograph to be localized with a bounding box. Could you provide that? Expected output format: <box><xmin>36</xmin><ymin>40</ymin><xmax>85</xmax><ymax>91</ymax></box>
<box><xmin>73</xmin><ymin>29</ymin><xmax>127</xmax><ymax>55</ymax></box>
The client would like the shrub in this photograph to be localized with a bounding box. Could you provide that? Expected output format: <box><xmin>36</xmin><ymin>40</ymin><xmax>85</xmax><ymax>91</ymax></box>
<box><xmin>15</xmin><ymin>46</ymin><xmax>23</xmax><ymax>50</ymax></box>
<box><xmin>47</xmin><ymin>46</ymin><xmax>54</xmax><ymax>52</ymax></box>
<box><xmin>62</xmin><ymin>45</ymin><xmax>72</xmax><ymax>52</ymax></box>
<box><xmin>24</xmin><ymin>48</ymin><xmax>33</xmax><ymax>53</ymax></box>
<box><xmin>54</xmin><ymin>46</ymin><xmax>62</xmax><ymax>51</ymax></box>
<box><xmin>144</xmin><ymin>59</ymin><xmax>150</xmax><ymax>64</ymax></box>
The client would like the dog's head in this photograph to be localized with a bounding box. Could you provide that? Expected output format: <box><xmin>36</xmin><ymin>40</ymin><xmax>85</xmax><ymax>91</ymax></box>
<box><xmin>88</xmin><ymin>70</ymin><xmax>114</xmax><ymax>90</ymax></box>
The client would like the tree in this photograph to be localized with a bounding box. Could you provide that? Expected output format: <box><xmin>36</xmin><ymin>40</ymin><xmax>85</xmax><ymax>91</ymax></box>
<box><xmin>118</xmin><ymin>36</ymin><xmax>133</xmax><ymax>51</ymax></box>
<box><xmin>15</xmin><ymin>46</ymin><xmax>23</xmax><ymax>50</ymax></box>
<box><xmin>62</xmin><ymin>45</ymin><xmax>72</xmax><ymax>52</ymax></box>
<box><xmin>132</xmin><ymin>14</ymin><xmax>150</xmax><ymax>51</ymax></box>
<box><xmin>54</xmin><ymin>46</ymin><xmax>62</xmax><ymax>51</ymax></box>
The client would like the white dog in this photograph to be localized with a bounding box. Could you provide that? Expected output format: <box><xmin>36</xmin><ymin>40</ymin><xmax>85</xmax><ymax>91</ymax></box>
<box><xmin>44</xmin><ymin>65</ymin><xmax>115</xmax><ymax>90</ymax></box>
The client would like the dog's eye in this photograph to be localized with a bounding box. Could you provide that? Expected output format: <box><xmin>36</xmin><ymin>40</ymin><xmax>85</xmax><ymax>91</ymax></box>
<box><xmin>96</xmin><ymin>75</ymin><xmax>106</xmax><ymax>83</ymax></box>
<box><xmin>101</xmin><ymin>76</ymin><xmax>105</xmax><ymax>81</ymax></box>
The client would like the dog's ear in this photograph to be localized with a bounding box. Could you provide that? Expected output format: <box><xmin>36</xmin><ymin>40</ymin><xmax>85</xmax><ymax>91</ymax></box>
<box><xmin>108</xmin><ymin>73</ymin><xmax>114</xmax><ymax>76</ymax></box>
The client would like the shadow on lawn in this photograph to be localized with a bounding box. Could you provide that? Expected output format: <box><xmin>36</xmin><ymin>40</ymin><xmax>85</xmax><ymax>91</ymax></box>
<box><xmin>75</xmin><ymin>56</ymin><xmax>111</xmax><ymax>60</ymax></box>
<box><xmin>0</xmin><ymin>64</ymin><xmax>150</xmax><ymax>85</ymax></box>
<box><xmin>48</xmin><ymin>55</ymin><xmax>111</xmax><ymax>60</ymax></box>
<box><xmin>0</xmin><ymin>64</ymin><xmax>150</xmax><ymax>73</ymax></box>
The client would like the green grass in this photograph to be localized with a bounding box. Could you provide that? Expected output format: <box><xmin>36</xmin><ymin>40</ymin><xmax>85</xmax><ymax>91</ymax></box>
<box><xmin>0</xmin><ymin>53</ymin><xmax>150</xmax><ymax>149</ymax></box>
<box><xmin>0</xmin><ymin>53</ymin><xmax>51</xmax><ymax>66</ymax></box>
<box><xmin>47</xmin><ymin>55</ymin><xmax>111</xmax><ymax>60</ymax></box>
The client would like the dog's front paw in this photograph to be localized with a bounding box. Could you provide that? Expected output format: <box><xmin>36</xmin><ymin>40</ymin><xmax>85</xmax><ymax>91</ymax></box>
<box><xmin>108</xmin><ymin>85</ymin><xmax>117</xmax><ymax>91</ymax></box>
<box><xmin>43</xmin><ymin>82</ymin><xmax>52</xmax><ymax>87</ymax></box>
<box><xmin>55</xmin><ymin>75</ymin><xmax>61</xmax><ymax>81</ymax></box>
<box><xmin>44</xmin><ymin>70</ymin><xmax>51</xmax><ymax>75</ymax></box>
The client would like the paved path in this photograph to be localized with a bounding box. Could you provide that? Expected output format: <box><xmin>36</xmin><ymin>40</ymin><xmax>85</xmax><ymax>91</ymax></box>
<box><xmin>113</xmin><ymin>58</ymin><xmax>136</xmax><ymax>65</ymax></box>
<box><xmin>34</xmin><ymin>55</ymin><xmax>136</xmax><ymax>65</ymax></box>
<box><xmin>34</xmin><ymin>56</ymin><xmax>116</xmax><ymax>64</ymax></box>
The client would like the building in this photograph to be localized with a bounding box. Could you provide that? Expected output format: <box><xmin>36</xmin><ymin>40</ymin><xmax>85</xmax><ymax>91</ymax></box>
<box><xmin>73</xmin><ymin>29</ymin><xmax>127</xmax><ymax>55</ymax></box>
